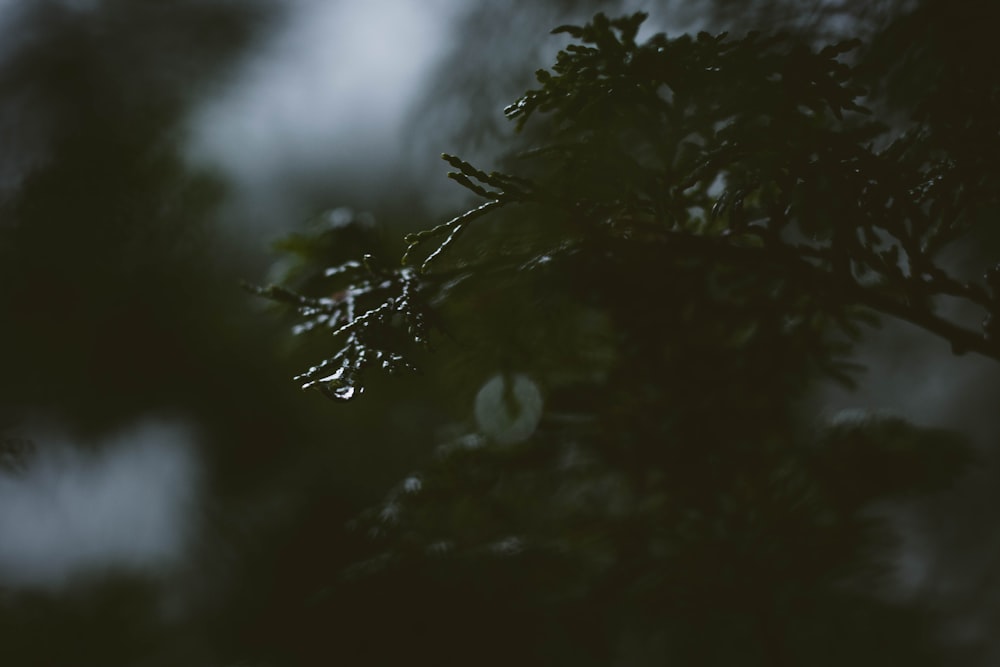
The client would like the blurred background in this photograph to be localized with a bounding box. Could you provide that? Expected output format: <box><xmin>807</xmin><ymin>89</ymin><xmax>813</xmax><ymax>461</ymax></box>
<box><xmin>0</xmin><ymin>0</ymin><xmax>998</xmax><ymax>665</ymax></box>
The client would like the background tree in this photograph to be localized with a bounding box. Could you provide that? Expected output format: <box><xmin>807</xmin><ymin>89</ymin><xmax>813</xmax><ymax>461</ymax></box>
<box><xmin>0</xmin><ymin>3</ymin><xmax>355</xmax><ymax>665</ymax></box>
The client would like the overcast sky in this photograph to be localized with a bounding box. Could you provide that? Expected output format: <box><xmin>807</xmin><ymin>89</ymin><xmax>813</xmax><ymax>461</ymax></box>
<box><xmin>184</xmin><ymin>0</ymin><xmax>465</xmax><ymax>236</ymax></box>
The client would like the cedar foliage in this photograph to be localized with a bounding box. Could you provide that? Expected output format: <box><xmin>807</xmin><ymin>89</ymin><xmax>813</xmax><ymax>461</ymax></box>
<box><xmin>255</xmin><ymin>7</ymin><xmax>996</xmax><ymax>665</ymax></box>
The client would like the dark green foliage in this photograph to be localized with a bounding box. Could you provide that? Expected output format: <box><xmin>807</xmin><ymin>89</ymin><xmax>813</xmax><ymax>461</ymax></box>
<box><xmin>254</xmin><ymin>8</ymin><xmax>992</xmax><ymax>666</ymax></box>
<box><xmin>0</xmin><ymin>576</ymin><xmax>169</xmax><ymax>667</ymax></box>
<box><xmin>259</xmin><ymin>11</ymin><xmax>999</xmax><ymax>402</ymax></box>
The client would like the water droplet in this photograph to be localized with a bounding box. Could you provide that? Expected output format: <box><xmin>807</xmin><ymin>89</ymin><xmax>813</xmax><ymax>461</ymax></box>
<box><xmin>379</xmin><ymin>503</ymin><xmax>400</xmax><ymax>524</ymax></box>
<box><xmin>426</xmin><ymin>541</ymin><xmax>453</xmax><ymax>556</ymax></box>
<box><xmin>319</xmin><ymin>367</ymin><xmax>347</xmax><ymax>383</ymax></box>
<box><xmin>314</xmin><ymin>367</ymin><xmax>362</xmax><ymax>401</ymax></box>
<box><xmin>458</xmin><ymin>433</ymin><xmax>486</xmax><ymax>449</ymax></box>
<box><xmin>320</xmin><ymin>384</ymin><xmax>364</xmax><ymax>401</ymax></box>
<box><xmin>325</xmin><ymin>207</ymin><xmax>354</xmax><ymax>229</ymax></box>
<box><xmin>490</xmin><ymin>536</ymin><xmax>524</xmax><ymax>556</ymax></box>
<box><xmin>474</xmin><ymin>374</ymin><xmax>544</xmax><ymax>445</ymax></box>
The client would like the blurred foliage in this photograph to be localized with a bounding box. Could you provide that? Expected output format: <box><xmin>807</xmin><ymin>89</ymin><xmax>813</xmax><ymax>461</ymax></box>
<box><xmin>0</xmin><ymin>0</ymin><xmax>996</xmax><ymax>665</ymax></box>
<box><xmin>0</xmin><ymin>3</ymin><xmax>366</xmax><ymax>666</ymax></box>
<box><xmin>252</xmin><ymin>5</ymin><xmax>997</xmax><ymax>666</ymax></box>
<box><xmin>0</xmin><ymin>0</ymin><xmax>273</xmax><ymax>430</ymax></box>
